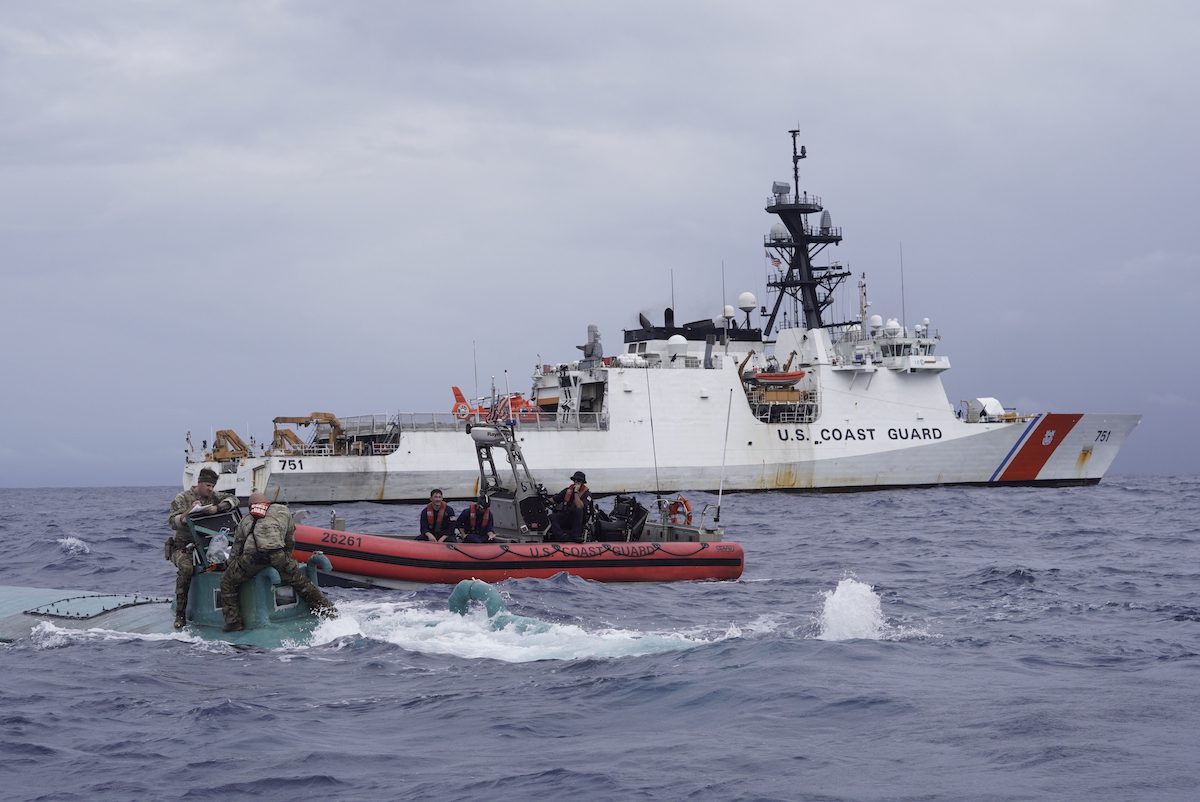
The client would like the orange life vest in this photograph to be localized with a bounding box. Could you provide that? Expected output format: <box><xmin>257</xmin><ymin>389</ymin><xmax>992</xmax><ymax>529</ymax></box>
<box><xmin>424</xmin><ymin>503</ymin><xmax>447</xmax><ymax>532</ymax></box>
<box><xmin>564</xmin><ymin>484</ymin><xmax>589</xmax><ymax>507</ymax></box>
<box><xmin>467</xmin><ymin>503</ymin><xmax>491</xmax><ymax>532</ymax></box>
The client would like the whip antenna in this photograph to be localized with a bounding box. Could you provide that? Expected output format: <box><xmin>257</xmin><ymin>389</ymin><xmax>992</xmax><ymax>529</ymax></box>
<box><xmin>645</xmin><ymin>369</ymin><xmax>661</xmax><ymax>497</ymax></box>
<box><xmin>716</xmin><ymin>387</ymin><xmax>733</xmax><ymax>523</ymax></box>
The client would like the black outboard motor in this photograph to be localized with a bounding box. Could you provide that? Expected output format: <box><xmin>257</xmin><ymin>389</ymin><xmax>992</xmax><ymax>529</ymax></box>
<box><xmin>594</xmin><ymin>495</ymin><xmax>649</xmax><ymax>542</ymax></box>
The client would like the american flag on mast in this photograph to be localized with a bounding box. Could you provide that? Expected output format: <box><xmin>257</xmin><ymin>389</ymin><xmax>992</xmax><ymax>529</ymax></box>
<box><xmin>487</xmin><ymin>394</ymin><xmax>515</xmax><ymax>423</ymax></box>
<box><xmin>768</xmin><ymin>253</ymin><xmax>782</xmax><ymax>267</ymax></box>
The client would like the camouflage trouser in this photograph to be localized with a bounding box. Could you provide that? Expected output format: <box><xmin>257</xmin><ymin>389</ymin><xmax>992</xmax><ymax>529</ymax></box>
<box><xmin>170</xmin><ymin>548</ymin><xmax>196</xmax><ymax>616</ymax></box>
<box><xmin>219</xmin><ymin>550</ymin><xmax>333</xmax><ymax>625</ymax></box>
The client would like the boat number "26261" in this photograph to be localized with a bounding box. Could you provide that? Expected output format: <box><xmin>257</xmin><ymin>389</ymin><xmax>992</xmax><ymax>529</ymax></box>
<box><xmin>277</xmin><ymin>459</ymin><xmax>305</xmax><ymax>470</ymax></box>
<box><xmin>320</xmin><ymin>532</ymin><xmax>362</xmax><ymax>547</ymax></box>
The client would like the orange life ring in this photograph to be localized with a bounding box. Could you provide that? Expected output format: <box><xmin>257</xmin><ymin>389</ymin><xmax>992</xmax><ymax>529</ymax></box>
<box><xmin>452</xmin><ymin>402</ymin><xmax>471</xmax><ymax>420</ymax></box>
<box><xmin>667</xmin><ymin>496</ymin><xmax>693</xmax><ymax>526</ymax></box>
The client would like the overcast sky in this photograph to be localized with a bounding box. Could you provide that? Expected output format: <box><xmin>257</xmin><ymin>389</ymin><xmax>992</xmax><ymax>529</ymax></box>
<box><xmin>2</xmin><ymin>1</ymin><xmax>1197</xmax><ymax>488</ymax></box>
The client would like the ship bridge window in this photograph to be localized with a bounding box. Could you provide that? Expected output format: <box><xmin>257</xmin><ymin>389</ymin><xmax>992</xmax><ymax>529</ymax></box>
<box><xmin>637</xmin><ymin>342</ymin><xmax>647</xmax><ymax>354</ymax></box>
<box><xmin>627</xmin><ymin>343</ymin><xmax>637</xmax><ymax>353</ymax></box>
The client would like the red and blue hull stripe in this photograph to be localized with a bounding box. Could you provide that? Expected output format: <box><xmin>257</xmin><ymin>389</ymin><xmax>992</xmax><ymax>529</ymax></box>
<box><xmin>989</xmin><ymin>413</ymin><xmax>1083</xmax><ymax>483</ymax></box>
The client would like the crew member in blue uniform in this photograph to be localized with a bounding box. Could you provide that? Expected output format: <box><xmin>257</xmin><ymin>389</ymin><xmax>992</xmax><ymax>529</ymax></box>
<box><xmin>549</xmin><ymin>471</ymin><xmax>591</xmax><ymax>542</ymax></box>
<box><xmin>416</xmin><ymin>489</ymin><xmax>457</xmax><ymax>542</ymax></box>
<box><xmin>456</xmin><ymin>495</ymin><xmax>496</xmax><ymax>543</ymax></box>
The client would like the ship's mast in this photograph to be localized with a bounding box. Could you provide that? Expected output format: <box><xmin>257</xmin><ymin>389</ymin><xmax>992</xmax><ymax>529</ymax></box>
<box><xmin>763</xmin><ymin>130</ymin><xmax>851</xmax><ymax>336</ymax></box>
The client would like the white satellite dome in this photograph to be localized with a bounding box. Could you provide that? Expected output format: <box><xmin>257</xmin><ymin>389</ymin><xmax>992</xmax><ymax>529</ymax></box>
<box><xmin>769</xmin><ymin>223</ymin><xmax>789</xmax><ymax>241</ymax></box>
<box><xmin>868</xmin><ymin>314</ymin><xmax>883</xmax><ymax>329</ymax></box>
<box><xmin>737</xmin><ymin>292</ymin><xmax>757</xmax><ymax>312</ymax></box>
<box><xmin>666</xmin><ymin>334</ymin><xmax>688</xmax><ymax>368</ymax></box>
<box><xmin>723</xmin><ymin>304</ymin><xmax>736</xmax><ymax>319</ymax></box>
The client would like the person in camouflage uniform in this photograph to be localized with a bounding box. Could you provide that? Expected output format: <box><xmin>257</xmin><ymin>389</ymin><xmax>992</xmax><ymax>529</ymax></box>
<box><xmin>219</xmin><ymin>492</ymin><xmax>336</xmax><ymax>632</ymax></box>
<box><xmin>167</xmin><ymin>467</ymin><xmax>237</xmax><ymax>628</ymax></box>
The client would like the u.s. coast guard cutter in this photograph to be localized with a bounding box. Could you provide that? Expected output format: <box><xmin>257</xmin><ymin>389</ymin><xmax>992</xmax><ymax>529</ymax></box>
<box><xmin>184</xmin><ymin>131</ymin><xmax>1139</xmax><ymax>502</ymax></box>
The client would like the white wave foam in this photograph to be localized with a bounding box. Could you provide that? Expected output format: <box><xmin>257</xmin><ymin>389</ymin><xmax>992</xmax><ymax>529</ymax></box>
<box><xmin>19</xmin><ymin>599</ymin><xmax>745</xmax><ymax>659</ymax></box>
<box><xmin>26</xmin><ymin>620</ymin><xmax>222</xmax><ymax>650</ymax></box>
<box><xmin>308</xmin><ymin>599</ymin><xmax>736</xmax><ymax>662</ymax></box>
<box><xmin>56</xmin><ymin>536</ymin><xmax>90</xmax><ymax>555</ymax></box>
<box><xmin>815</xmin><ymin>577</ymin><xmax>935</xmax><ymax>641</ymax></box>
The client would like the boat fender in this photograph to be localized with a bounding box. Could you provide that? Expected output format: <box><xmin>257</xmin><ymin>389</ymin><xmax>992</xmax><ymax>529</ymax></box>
<box><xmin>448</xmin><ymin>579</ymin><xmax>507</xmax><ymax>618</ymax></box>
<box><xmin>668</xmin><ymin>496</ymin><xmax>693</xmax><ymax>526</ymax></box>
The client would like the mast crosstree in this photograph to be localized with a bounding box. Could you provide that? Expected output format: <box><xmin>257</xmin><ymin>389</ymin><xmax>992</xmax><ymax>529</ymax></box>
<box><xmin>763</xmin><ymin>129</ymin><xmax>852</xmax><ymax>336</ymax></box>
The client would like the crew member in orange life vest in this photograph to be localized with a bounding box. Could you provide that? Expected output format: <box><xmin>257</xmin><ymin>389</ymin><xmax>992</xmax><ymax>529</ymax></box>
<box><xmin>455</xmin><ymin>495</ymin><xmax>496</xmax><ymax>543</ymax></box>
<box><xmin>549</xmin><ymin>471</ymin><xmax>592</xmax><ymax>542</ymax></box>
<box><xmin>416</xmin><ymin>489</ymin><xmax>457</xmax><ymax>542</ymax></box>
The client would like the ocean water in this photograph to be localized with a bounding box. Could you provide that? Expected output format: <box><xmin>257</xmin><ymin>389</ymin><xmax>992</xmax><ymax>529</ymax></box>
<box><xmin>0</xmin><ymin>478</ymin><xmax>1197</xmax><ymax>801</ymax></box>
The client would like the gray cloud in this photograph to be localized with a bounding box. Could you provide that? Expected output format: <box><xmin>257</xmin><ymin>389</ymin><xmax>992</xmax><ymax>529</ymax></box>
<box><xmin>1</xmin><ymin>1</ymin><xmax>1196</xmax><ymax>486</ymax></box>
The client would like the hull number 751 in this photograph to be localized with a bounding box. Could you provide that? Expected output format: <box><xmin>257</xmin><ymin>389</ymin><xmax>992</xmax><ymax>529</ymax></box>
<box><xmin>278</xmin><ymin>459</ymin><xmax>305</xmax><ymax>470</ymax></box>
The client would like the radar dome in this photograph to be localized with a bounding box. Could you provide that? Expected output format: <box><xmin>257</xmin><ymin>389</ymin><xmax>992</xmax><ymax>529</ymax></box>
<box><xmin>723</xmin><ymin>305</ymin><xmax>736</xmax><ymax>319</ymax></box>
<box><xmin>737</xmin><ymin>292</ymin><xmax>757</xmax><ymax>312</ymax></box>
<box><xmin>769</xmin><ymin>223</ymin><xmax>789</xmax><ymax>241</ymax></box>
<box><xmin>666</xmin><ymin>334</ymin><xmax>688</xmax><ymax>368</ymax></box>
<box><xmin>470</xmin><ymin>426</ymin><xmax>504</xmax><ymax>446</ymax></box>
<box><xmin>868</xmin><ymin>314</ymin><xmax>883</xmax><ymax>329</ymax></box>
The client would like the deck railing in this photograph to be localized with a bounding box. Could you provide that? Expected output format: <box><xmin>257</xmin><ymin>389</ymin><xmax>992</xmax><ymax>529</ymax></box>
<box><xmin>392</xmin><ymin>411</ymin><xmax>607</xmax><ymax>433</ymax></box>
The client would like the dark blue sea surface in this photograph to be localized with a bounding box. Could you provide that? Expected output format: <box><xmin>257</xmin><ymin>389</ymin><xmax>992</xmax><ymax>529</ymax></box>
<box><xmin>1</xmin><ymin>478</ymin><xmax>1197</xmax><ymax>801</ymax></box>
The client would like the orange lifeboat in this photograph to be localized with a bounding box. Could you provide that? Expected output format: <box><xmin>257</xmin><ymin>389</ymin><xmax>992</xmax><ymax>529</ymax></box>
<box><xmin>744</xmin><ymin>370</ymin><xmax>806</xmax><ymax>387</ymax></box>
